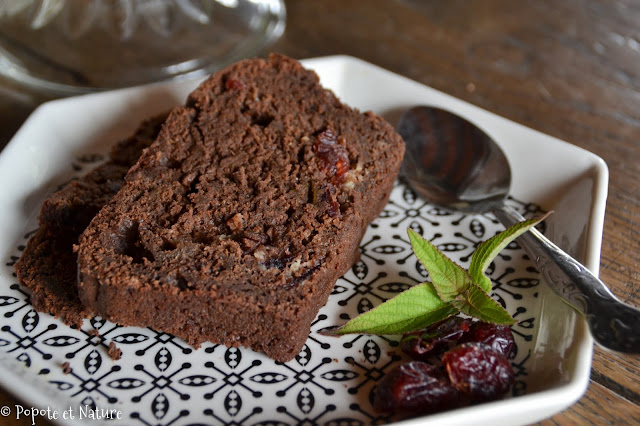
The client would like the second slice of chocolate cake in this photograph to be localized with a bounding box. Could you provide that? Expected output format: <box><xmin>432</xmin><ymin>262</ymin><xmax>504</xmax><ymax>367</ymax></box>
<box><xmin>15</xmin><ymin>114</ymin><xmax>167</xmax><ymax>327</ymax></box>
<box><xmin>77</xmin><ymin>54</ymin><xmax>404</xmax><ymax>362</ymax></box>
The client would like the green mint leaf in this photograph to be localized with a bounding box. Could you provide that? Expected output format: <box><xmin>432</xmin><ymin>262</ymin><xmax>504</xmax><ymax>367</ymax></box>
<box><xmin>408</xmin><ymin>228</ymin><xmax>474</xmax><ymax>302</ymax></box>
<box><xmin>469</xmin><ymin>212</ymin><xmax>552</xmax><ymax>292</ymax></box>
<box><xmin>451</xmin><ymin>283</ymin><xmax>516</xmax><ymax>325</ymax></box>
<box><xmin>323</xmin><ymin>282</ymin><xmax>458</xmax><ymax>336</ymax></box>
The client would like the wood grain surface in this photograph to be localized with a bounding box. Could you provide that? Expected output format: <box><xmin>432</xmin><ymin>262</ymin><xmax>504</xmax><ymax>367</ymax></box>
<box><xmin>0</xmin><ymin>0</ymin><xmax>638</xmax><ymax>424</ymax></box>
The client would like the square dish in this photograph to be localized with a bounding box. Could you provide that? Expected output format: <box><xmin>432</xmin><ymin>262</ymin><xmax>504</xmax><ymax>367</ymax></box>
<box><xmin>0</xmin><ymin>56</ymin><xmax>606</xmax><ymax>425</ymax></box>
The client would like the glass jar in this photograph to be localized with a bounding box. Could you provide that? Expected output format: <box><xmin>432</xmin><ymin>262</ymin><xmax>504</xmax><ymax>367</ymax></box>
<box><xmin>0</xmin><ymin>0</ymin><xmax>286</xmax><ymax>94</ymax></box>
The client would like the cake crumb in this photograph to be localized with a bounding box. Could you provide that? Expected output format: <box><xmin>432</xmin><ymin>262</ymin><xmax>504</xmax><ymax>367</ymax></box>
<box><xmin>108</xmin><ymin>342</ymin><xmax>122</xmax><ymax>360</ymax></box>
<box><xmin>88</xmin><ymin>328</ymin><xmax>100</xmax><ymax>336</ymax></box>
<box><xmin>61</xmin><ymin>362</ymin><xmax>72</xmax><ymax>375</ymax></box>
<box><xmin>226</xmin><ymin>213</ymin><xmax>244</xmax><ymax>232</ymax></box>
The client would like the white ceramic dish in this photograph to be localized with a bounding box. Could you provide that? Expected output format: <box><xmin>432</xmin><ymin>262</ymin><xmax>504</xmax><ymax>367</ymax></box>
<box><xmin>0</xmin><ymin>56</ymin><xmax>607</xmax><ymax>425</ymax></box>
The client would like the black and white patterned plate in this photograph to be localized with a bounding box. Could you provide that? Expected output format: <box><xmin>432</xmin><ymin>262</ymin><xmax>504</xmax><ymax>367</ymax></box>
<box><xmin>0</xmin><ymin>56</ymin><xmax>606</xmax><ymax>425</ymax></box>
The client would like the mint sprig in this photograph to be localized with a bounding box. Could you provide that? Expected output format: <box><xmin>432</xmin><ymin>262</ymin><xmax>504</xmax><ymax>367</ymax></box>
<box><xmin>323</xmin><ymin>214</ymin><xmax>549</xmax><ymax>336</ymax></box>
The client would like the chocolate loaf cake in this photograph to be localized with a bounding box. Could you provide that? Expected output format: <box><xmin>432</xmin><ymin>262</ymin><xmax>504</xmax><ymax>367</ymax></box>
<box><xmin>14</xmin><ymin>114</ymin><xmax>166</xmax><ymax>326</ymax></box>
<box><xmin>77</xmin><ymin>54</ymin><xmax>405</xmax><ymax>362</ymax></box>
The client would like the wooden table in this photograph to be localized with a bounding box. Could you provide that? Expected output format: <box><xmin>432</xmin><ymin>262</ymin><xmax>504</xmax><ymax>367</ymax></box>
<box><xmin>0</xmin><ymin>0</ymin><xmax>638</xmax><ymax>424</ymax></box>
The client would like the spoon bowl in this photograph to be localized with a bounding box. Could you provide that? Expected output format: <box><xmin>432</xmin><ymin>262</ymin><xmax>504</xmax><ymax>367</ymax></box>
<box><xmin>398</xmin><ymin>106</ymin><xmax>510</xmax><ymax>213</ymax></box>
<box><xmin>397</xmin><ymin>105</ymin><xmax>640</xmax><ymax>354</ymax></box>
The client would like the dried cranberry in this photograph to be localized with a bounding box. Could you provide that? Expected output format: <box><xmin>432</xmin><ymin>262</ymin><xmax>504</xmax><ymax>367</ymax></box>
<box><xmin>317</xmin><ymin>128</ymin><xmax>337</xmax><ymax>145</ymax></box>
<box><xmin>460</xmin><ymin>322</ymin><xmax>515</xmax><ymax>358</ymax></box>
<box><xmin>401</xmin><ymin>317</ymin><xmax>471</xmax><ymax>360</ymax></box>
<box><xmin>313</xmin><ymin>129</ymin><xmax>350</xmax><ymax>183</ymax></box>
<box><xmin>442</xmin><ymin>343</ymin><xmax>514</xmax><ymax>402</ymax></box>
<box><xmin>373</xmin><ymin>361</ymin><xmax>459</xmax><ymax>415</ymax></box>
<box><xmin>225</xmin><ymin>78</ymin><xmax>244</xmax><ymax>90</ymax></box>
<box><xmin>319</xmin><ymin>183</ymin><xmax>341</xmax><ymax>218</ymax></box>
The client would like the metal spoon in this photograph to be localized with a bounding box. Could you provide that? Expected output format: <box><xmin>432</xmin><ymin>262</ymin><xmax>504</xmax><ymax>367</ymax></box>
<box><xmin>397</xmin><ymin>105</ymin><xmax>640</xmax><ymax>354</ymax></box>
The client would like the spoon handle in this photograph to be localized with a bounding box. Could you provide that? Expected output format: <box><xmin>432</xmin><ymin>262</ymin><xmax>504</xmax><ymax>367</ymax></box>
<box><xmin>493</xmin><ymin>204</ymin><xmax>640</xmax><ymax>354</ymax></box>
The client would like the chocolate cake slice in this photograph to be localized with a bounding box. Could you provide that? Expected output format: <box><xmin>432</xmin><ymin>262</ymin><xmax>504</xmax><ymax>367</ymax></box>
<box><xmin>77</xmin><ymin>54</ymin><xmax>405</xmax><ymax>361</ymax></box>
<box><xmin>14</xmin><ymin>114</ymin><xmax>167</xmax><ymax>326</ymax></box>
